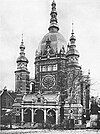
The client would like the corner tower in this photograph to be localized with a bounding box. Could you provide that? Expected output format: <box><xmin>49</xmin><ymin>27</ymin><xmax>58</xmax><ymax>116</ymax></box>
<box><xmin>66</xmin><ymin>24</ymin><xmax>80</xmax><ymax>67</ymax></box>
<box><xmin>65</xmin><ymin>24</ymin><xmax>82</xmax><ymax>104</ymax></box>
<box><xmin>15</xmin><ymin>35</ymin><xmax>30</xmax><ymax>95</ymax></box>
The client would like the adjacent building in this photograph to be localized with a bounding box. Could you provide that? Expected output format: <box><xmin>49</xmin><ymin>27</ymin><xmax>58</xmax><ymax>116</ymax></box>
<box><xmin>0</xmin><ymin>87</ymin><xmax>16</xmax><ymax>124</ymax></box>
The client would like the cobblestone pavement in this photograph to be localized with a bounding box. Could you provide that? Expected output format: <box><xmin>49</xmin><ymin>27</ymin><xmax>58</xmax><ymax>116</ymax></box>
<box><xmin>0</xmin><ymin>129</ymin><xmax>100</xmax><ymax>134</ymax></box>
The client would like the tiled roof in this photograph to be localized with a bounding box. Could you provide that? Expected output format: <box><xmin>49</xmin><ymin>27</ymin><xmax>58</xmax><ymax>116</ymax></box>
<box><xmin>8</xmin><ymin>91</ymin><xmax>16</xmax><ymax>99</ymax></box>
<box><xmin>12</xmin><ymin>102</ymin><xmax>21</xmax><ymax>107</ymax></box>
<box><xmin>43</xmin><ymin>93</ymin><xmax>59</xmax><ymax>102</ymax></box>
<box><xmin>37</xmin><ymin>32</ymin><xmax>67</xmax><ymax>55</ymax></box>
<box><xmin>23</xmin><ymin>94</ymin><xmax>36</xmax><ymax>101</ymax></box>
<box><xmin>0</xmin><ymin>89</ymin><xmax>16</xmax><ymax>100</ymax></box>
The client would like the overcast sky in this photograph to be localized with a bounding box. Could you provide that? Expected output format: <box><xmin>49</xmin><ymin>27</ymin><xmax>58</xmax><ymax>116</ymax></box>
<box><xmin>0</xmin><ymin>0</ymin><xmax>100</xmax><ymax>96</ymax></box>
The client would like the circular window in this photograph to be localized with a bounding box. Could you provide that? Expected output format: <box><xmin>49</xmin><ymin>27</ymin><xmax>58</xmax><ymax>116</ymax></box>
<box><xmin>42</xmin><ymin>75</ymin><xmax>55</xmax><ymax>89</ymax></box>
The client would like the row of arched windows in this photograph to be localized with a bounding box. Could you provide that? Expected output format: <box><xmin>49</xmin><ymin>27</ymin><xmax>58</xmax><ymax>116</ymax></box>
<box><xmin>40</xmin><ymin>64</ymin><xmax>57</xmax><ymax>72</ymax></box>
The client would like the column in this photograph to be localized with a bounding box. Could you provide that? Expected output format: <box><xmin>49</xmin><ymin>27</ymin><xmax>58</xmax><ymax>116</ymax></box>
<box><xmin>31</xmin><ymin>108</ymin><xmax>34</xmax><ymax>125</ymax></box>
<box><xmin>56</xmin><ymin>109</ymin><xmax>59</xmax><ymax>124</ymax></box>
<box><xmin>44</xmin><ymin>109</ymin><xmax>46</xmax><ymax>123</ymax></box>
<box><xmin>21</xmin><ymin>108</ymin><xmax>24</xmax><ymax>125</ymax></box>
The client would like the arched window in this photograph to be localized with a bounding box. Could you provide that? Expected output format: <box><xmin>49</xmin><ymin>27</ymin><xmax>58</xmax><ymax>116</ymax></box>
<box><xmin>48</xmin><ymin>65</ymin><xmax>52</xmax><ymax>71</ymax></box>
<box><xmin>53</xmin><ymin>64</ymin><xmax>57</xmax><ymax>71</ymax></box>
<box><xmin>42</xmin><ymin>66</ymin><xmax>46</xmax><ymax>72</ymax></box>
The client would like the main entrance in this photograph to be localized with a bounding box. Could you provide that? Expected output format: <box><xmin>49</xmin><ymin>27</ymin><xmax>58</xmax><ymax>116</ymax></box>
<box><xmin>34</xmin><ymin>109</ymin><xmax>44</xmax><ymax>123</ymax></box>
<box><xmin>47</xmin><ymin>109</ymin><xmax>56</xmax><ymax>124</ymax></box>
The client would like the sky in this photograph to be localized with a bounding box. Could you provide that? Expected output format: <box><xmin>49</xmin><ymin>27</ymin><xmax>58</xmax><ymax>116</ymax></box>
<box><xmin>0</xmin><ymin>0</ymin><xmax>100</xmax><ymax>96</ymax></box>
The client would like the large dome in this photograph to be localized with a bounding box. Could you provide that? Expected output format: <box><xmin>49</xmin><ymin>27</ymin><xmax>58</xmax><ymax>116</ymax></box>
<box><xmin>37</xmin><ymin>32</ymin><xmax>67</xmax><ymax>54</ymax></box>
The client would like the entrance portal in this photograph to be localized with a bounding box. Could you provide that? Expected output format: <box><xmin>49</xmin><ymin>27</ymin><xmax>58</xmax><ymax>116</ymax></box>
<box><xmin>34</xmin><ymin>109</ymin><xmax>44</xmax><ymax>123</ymax></box>
<box><xmin>47</xmin><ymin>109</ymin><xmax>56</xmax><ymax>124</ymax></box>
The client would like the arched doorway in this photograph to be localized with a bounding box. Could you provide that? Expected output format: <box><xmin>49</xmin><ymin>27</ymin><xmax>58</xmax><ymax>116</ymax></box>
<box><xmin>34</xmin><ymin>109</ymin><xmax>44</xmax><ymax>123</ymax></box>
<box><xmin>47</xmin><ymin>109</ymin><xmax>56</xmax><ymax>124</ymax></box>
<box><xmin>24</xmin><ymin>108</ymin><xmax>31</xmax><ymax>123</ymax></box>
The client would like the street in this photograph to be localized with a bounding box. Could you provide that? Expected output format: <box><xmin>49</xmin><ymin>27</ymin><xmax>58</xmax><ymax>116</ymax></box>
<box><xmin>0</xmin><ymin>129</ymin><xmax>100</xmax><ymax>134</ymax></box>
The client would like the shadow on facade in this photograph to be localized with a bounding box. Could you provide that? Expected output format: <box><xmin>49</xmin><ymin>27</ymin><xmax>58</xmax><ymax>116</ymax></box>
<box><xmin>24</xmin><ymin>109</ymin><xmax>32</xmax><ymax>123</ymax></box>
<box><xmin>34</xmin><ymin>109</ymin><xmax>44</xmax><ymax>123</ymax></box>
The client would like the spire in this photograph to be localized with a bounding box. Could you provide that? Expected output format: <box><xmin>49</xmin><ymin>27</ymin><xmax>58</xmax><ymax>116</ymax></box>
<box><xmin>17</xmin><ymin>34</ymin><xmax>28</xmax><ymax>63</ymax></box>
<box><xmin>20</xmin><ymin>34</ymin><xmax>25</xmax><ymax>56</ymax></box>
<box><xmin>70</xmin><ymin>23</ymin><xmax>76</xmax><ymax>45</ymax></box>
<box><xmin>66</xmin><ymin>23</ymin><xmax>79</xmax><ymax>59</ymax></box>
<box><xmin>48</xmin><ymin>0</ymin><xmax>59</xmax><ymax>32</ymax></box>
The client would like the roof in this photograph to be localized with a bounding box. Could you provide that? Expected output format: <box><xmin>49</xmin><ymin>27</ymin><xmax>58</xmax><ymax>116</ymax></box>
<box><xmin>0</xmin><ymin>89</ymin><xmax>16</xmax><ymax>100</ymax></box>
<box><xmin>12</xmin><ymin>103</ymin><xmax>21</xmax><ymax>107</ymax></box>
<box><xmin>22</xmin><ymin>93</ymin><xmax>59</xmax><ymax>103</ymax></box>
<box><xmin>37</xmin><ymin>32</ymin><xmax>67</xmax><ymax>55</ymax></box>
<box><xmin>8</xmin><ymin>91</ymin><xmax>16</xmax><ymax>99</ymax></box>
<box><xmin>23</xmin><ymin>94</ymin><xmax>36</xmax><ymax>101</ymax></box>
<box><xmin>43</xmin><ymin>93</ymin><xmax>59</xmax><ymax>102</ymax></box>
<box><xmin>17</xmin><ymin>55</ymin><xmax>28</xmax><ymax>63</ymax></box>
<box><xmin>66</xmin><ymin>48</ymin><xmax>79</xmax><ymax>56</ymax></box>
<box><xmin>0</xmin><ymin>90</ymin><xmax>3</xmax><ymax>96</ymax></box>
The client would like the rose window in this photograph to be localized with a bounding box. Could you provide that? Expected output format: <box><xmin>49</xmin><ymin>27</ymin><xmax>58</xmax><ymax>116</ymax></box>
<box><xmin>42</xmin><ymin>75</ymin><xmax>55</xmax><ymax>89</ymax></box>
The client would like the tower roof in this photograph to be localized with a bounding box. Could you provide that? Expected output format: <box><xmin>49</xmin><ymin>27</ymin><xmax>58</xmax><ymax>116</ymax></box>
<box><xmin>70</xmin><ymin>23</ymin><xmax>76</xmax><ymax>44</ymax></box>
<box><xmin>36</xmin><ymin>0</ymin><xmax>67</xmax><ymax>57</ymax></box>
<box><xmin>17</xmin><ymin>34</ymin><xmax>28</xmax><ymax>63</ymax></box>
<box><xmin>66</xmin><ymin>24</ymin><xmax>79</xmax><ymax>57</ymax></box>
<box><xmin>37</xmin><ymin>32</ymin><xmax>67</xmax><ymax>56</ymax></box>
<box><xmin>48</xmin><ymin>0</ymin><xmax>59</xmax><ymax>32</ymax></box>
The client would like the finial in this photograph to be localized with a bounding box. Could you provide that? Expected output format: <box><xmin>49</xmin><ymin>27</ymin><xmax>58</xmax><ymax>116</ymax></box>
<box><xmin>48</xmin><ymin>0</ymin><xmax>59</xmax><ymax>32</ymax></box>
<box><xmin>3</xmin><ymin>86</ymin><xmax>7</xmax><ymax>91</ymax></box>
<box><xmin>52</xmin><ymin>0</ymin><xmax>56</xmax><ymax>4</ymax></box>
<box><xmin>17</xmin><ymin>34</ymin><xmax>28</xmax><ymax>64</ymax></box>
<box><xmin>21</xmin><ymin>33</ymin><xmax>24</xmax><ymax>45</ymax></box>
<box><xmin>70</xmin><ymin>22</ymin><xmax>76</xmax><ymax>43</ymax></box>
<box><xmin>20</xmin><ymin>33</ymin><xmax>25</xmax><ymax>55</ymax></box>
<box><xmin>71</xmin><ymin>22</ymin><xmax>74</xmax><ymax>35</ymax></box>
<box><xmin>88</xmin><ymin>69</ymin><xmax>90</xmax><ymax>75</ymax></box>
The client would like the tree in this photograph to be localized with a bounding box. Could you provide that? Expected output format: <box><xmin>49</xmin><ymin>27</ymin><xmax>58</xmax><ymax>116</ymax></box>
<box><xmin>1</xmin><ymin>109</ymin><xmax>14</xmax><ymax>128</ymax></box>
<box><xmin>67</xmin><ymin>69</ymin><xmax>82</xmax><ymax>110</ymax></box>
<box><xmin>58</xmin><ymin>70</ymin><xmax>68</xmax><ymax>124</ymax></box>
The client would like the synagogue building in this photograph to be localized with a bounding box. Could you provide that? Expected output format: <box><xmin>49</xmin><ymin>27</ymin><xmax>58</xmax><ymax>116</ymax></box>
<box><xmin>13</xmin><ymin>0</ymin><xmax>90</xmax><ymax>126</ymax></box>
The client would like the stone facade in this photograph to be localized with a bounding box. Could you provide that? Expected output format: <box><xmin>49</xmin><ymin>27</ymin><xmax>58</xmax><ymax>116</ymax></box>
<box><xmin>14</xmin><ymin>0</ymin><xmax>90</xmax><ymax>126</ymax></box>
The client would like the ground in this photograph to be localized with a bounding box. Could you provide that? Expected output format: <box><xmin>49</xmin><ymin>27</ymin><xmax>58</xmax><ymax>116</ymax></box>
<box><xmin>0</xmin><ymin>129</ymin><xmax>100</xmax><ymax>134</ymax></box>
